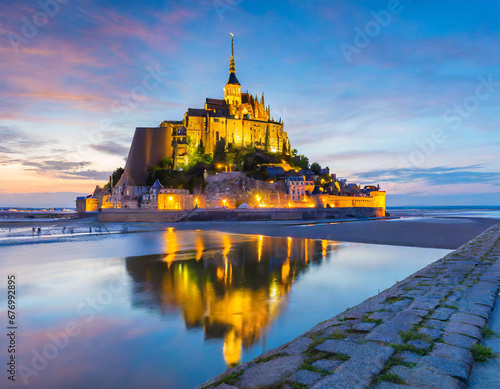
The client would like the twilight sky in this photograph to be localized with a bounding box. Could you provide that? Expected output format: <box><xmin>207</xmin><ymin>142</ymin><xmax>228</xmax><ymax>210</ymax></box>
<box><xmin>0</xmin><ymin>0</ymin><xmax>499</xmax><ymax>207</ymax></box>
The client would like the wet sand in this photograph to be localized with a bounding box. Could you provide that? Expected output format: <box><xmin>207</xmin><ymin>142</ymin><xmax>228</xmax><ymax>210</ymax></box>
<box><xmin>1</xmin><ymin>215</ymin><xmax>498</xmax><ymax>249</ymax></box>
<box><xmin>170</xmin><ymin>217</ymin><xmax>499</xmax><ymax>249</ymax></box>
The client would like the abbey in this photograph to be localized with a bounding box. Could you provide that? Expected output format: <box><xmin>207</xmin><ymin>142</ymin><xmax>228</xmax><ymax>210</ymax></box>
<box><xmin>116</xmin><ymin>35</ymin><xmax>292</xmax><ymax>186</ymax></box>
<box><xmin>152</xmin><ymin>34</ymin><xmax>290</xmax><ymax>167</ymax></box>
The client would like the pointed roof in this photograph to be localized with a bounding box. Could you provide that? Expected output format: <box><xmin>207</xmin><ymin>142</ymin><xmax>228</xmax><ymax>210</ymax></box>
<box><xmin>227</xmin><ymin>33</ymin><xmax>240</xmax><ymax>85</ymax></box>
<box><xmin>151</xmin><ymin>179</ymin><xmax>164</xmax><ymax>190</ymax></box>
<box><xmin>227</xmin><ymin>73</ymin><xmax>240</xmax><ymax>85</ymax></box>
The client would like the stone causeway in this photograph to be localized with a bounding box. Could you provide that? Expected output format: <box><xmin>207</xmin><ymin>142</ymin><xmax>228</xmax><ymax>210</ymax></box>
<box><xmin>198</xmin><ymin>223</ymin><xmax>500</xmax><ymax>389</ymax></box>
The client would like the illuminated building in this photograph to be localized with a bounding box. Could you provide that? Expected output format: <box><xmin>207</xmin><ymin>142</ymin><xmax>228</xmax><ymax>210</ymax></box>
<box><xmin>116</xmin><ymin>34</ymin><xmax>291</xmax><ymax>187</ymax></box>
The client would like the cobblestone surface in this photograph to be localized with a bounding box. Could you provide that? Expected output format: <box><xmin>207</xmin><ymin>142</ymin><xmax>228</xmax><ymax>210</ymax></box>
<box><xmin>198</xmin><ymin>223</ymin><xmax>500</xmax><ymax>389</ymax></box>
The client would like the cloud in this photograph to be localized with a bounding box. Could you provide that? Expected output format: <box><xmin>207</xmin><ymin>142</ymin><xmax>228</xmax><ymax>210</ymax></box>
<box><xmin>0</xmin><ymin>125</ymin><xmax>51</xmax><ymax>154</ymax></box>
<box><xmin>20</xmin><ymin>158</ymin><xmax>114</xmax><ymax>181</ymax></box>
<box><xmin>0</xmin><ymin>153</ymin><xmax>110</xmax><ymax>181</ymax></box>
<box><xmin>323</xmin><ymin>150</ymin><xmax>398</xmax><ymax>162</ymax></box>
<box><xmin>22</xmin><ymin>160</ymin><xmax>91</xmax><ymax>172</ymax></box>
<box><xmin>60</xmin><ymin>170</ymin><xmax>111</xmax><ymax>180</ymax></box>
<box><xmin>356</xmin><ymin>165</ymin><xmax>500</xmax><ymax>186</ymax></box>
<box><xmin>90</xmin><ymin>141</ymin><xmax>129</xmax><ymax>156</ymax></box>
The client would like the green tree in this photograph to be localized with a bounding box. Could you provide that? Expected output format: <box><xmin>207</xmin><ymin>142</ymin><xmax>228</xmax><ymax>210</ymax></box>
<box><xmin>157</xmin><ymin>158</ymin><xmax>173</xmax><ymax>169</ymax></box>
<box><xmin>103</xmin><ymin>167</ymin><xmax>124</xmax><ymax>191</ymax></box>
<box><xmin>310</xmin><ymin>162</ymin><xmax>321</xmax><ymax>175</ymax></box>
<box><xmin>292</xmin><ymin>153</ymin><xmax>309</xmax><ymax>170</ymax></box>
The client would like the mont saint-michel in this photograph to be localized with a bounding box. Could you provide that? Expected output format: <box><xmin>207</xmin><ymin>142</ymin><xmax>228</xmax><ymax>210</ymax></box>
<box><xmin>76</xmin><ymin>35</ymin><xmax>386</xmax><ymax>221</ymax></box>
<box><xmin>2</xmin><ymin>2</ymin><xmax>499</xmax><ymax>389</ymax></box>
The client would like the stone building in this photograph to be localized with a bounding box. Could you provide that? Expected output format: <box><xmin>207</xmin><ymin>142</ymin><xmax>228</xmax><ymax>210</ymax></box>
<box><xmin>285</xmin><ymin>176</ymin><xmax>305</xmax><ymax>202</ymax></box>
<box><xmin>116</xmin><ymin>35</ymin><xmax>292</xmax><ymax>187</ymax></box>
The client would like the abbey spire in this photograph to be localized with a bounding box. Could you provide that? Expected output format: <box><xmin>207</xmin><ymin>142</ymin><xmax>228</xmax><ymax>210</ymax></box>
<box><xmin>224</xmin><ymin>33</ymin><xmax>242</xmax><ymax>111</ymax></box>
<box><xmin>229</xmin><ymin>33</ymin><xmax>236</xmax><ymax>73</ymax></box>
<box><xmin>226</xmin><ymin>33</ymin><xmax>240</xmax><ymax>86</ymax></box>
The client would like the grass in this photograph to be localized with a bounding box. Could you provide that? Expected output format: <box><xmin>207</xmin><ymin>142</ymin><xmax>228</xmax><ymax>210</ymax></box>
<box><xmin>332</xmin><ymin>353</ymin><xmax>350</xmax><ymax>361</ymax></box>
<box><xmin>304</xmin><ymin>331</ymin><xmax>347</xmax><ymax>357</ymax></box>
<box><xmin>300</xmin><ymin>345</ymin><xmax>350</xmax><ymax>378</ymax></box>
<box><xmin>290</xmin><ymin>383</ymin><xmax>308</xmax><ymax>389</ymax></box>
<box><xmin>302</xmin><ymin>350</ymin><xmax>331</xmax><ymax>363</ymax></box>
<box><xmin>371</xmin><ymin>356</ymin><xmax>413</xmax><ymax>385</ymax></box>
<box><xmin>326</xmin><ymin>330</ymin><xmax>348</xmax><ymax>340</ymax></box>
<box><xmin>399</xmin><ymin>329</ymin><xmax>431</xmax><ymax>344</ymax></box>
<box><xmin>361</xmin><ymin>315</ymin><xmax>382</xmax><ymax>324</ymax></box>
<box><xmin>471</xmin><ymin>344</ymin><xmax>499</xmax><ymax>362</ymax></box>
<box><xmin>304</xmin><ymin>339</ymin><xmax>327</xmax><ymax>356</ymax></box>
<box><xmin>384</xmin><ymin>296</ymin><xmax>404</xmax><ymax>304</ymax></box>
<box><xmin>390</xmin><ymin>343</ymin><xmax>428</xmax><ymax>356</ymax></box>
<box><xmin>300</xmin><ymin>363</ymin><xmax>331</xmax><ymax>377</ymax></box>
<box><xmin>255</xmin><ymin>352</ymin><xmax>287</xmax><ymax>363</ymax></box>
<box><xmin>483</xmin><ymin>326</ymin><xmax>498</xmax><ymax>339</ymax></box>
<box><xmin>378</xmin><ymin>373</ymin><xmax>405</xmax><ymax>384</ymax></box>
<box><xmin>208</xmin><ymin>370</ymin><xmax>244</xmax><ymax>388</ymax></box>
<box><xmin>441</xmin><ymin>304</ymin><xmax>458</xmax><ymax>310</ymax></box>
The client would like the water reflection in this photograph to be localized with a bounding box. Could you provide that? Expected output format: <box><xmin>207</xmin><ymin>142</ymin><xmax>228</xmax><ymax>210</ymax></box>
<box><xmin>125</xmin><ymin>230</ymin><xmax>339</xmax><ymax>367</ymax></box>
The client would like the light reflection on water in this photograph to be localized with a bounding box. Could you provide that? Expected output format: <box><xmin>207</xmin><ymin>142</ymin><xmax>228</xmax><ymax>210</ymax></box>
<box><xmin>125</xmin><ymin>231</ymin><xmax>332</xmax><ymax>369</ymax></box>
<box><xmin>0</xmin><ymin>230</ymin><xmax>450</xmax><ymax>389</ymax></box>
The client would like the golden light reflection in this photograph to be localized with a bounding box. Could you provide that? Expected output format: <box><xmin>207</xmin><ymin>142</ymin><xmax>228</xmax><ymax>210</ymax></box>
<box><xmin>224</xmin><ymin>329</ymin><xmax>242</xmax><ymax>367</ymax></box>
<box><xmin>126</xmin><ymin>231</ymin><xmax>341</xmax><ymax>368</ymax></box>
<box><xmin>195</xmin><ymin>232</ymin><xmax>204</xmax><ymax>261</ymax></box>
<box><xmin>258</xmin><ymin>235</ymin><xmax>263</xmax><ymax>262</ymax></box>
<box><xmin>281</xmin><ymin>259</ymin><xmax>290</xmax><ymax>283</ymax></box>
<box><xmin>223</xmin><ymin>234</ymin><xmax>232</xmax><ymax>258</ymax></box>
<box><xmin>164</xmin><ymin>228</ymin><xmax>178</xmax><ymax>266</ymax></box>
<box><xmin>322</xmin><ymin>239</ymin><xmax>328</xmax><ymax>259</ymax></box>
<box><xmin>217</xmin><ymin>267</ymin><xmax>225</xmax><ymax>281</ymax></box>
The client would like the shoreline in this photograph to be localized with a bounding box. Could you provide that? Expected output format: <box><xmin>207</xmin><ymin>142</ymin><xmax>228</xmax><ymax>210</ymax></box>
<box><xmin>1</xmin><ymin>215</ymin><xmax>498</xmax><ymax>250</ymax></box>
<box><xmin>198</xmin><ymin>222</ymin><xmax>500</xmax><ymax>389</ymax></box>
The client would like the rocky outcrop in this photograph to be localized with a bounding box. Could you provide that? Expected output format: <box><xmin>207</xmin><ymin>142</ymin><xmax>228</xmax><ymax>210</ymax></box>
<box><xmin>203</xmin><ymin>176</ymin><xmax>285</xmax><ymax>208</ymax></box>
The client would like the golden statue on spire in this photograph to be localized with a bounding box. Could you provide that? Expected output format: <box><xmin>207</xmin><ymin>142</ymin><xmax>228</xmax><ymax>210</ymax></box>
<box><xmin>229</xmin><ymin>33</ymin><xmax>236</xmax><ymax>74</ymax></box>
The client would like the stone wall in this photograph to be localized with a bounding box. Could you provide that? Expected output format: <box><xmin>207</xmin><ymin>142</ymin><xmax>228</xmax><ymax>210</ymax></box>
<box><xmin>97</xmin><ymin>207</ymin><xmax>382</xmax><ymax>223</ymax></box>
<box><xmin>206</xmin><ymin>172</ymin><xmax>246</xmax><ymax>183</ymax></box>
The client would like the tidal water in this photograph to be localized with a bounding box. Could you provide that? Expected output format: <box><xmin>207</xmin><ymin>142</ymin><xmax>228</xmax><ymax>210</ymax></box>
<box><xmin>0</xmin><ymin>230</ymin><xmax>450</xmax><ymax>389</ymax></box>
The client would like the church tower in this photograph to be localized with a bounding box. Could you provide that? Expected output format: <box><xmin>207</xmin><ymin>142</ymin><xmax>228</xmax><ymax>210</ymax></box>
<box><xmin>224</xmin><ymin>33</ymin><xmax>241</xmax><ymax>115</ymax></box>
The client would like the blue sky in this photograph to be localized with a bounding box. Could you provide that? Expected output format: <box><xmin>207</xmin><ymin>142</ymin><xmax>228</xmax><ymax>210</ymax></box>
<box><xmin>0</xmin><ymin>0</ymin><xmax>499</xmax><ymax>207</ymax></box>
